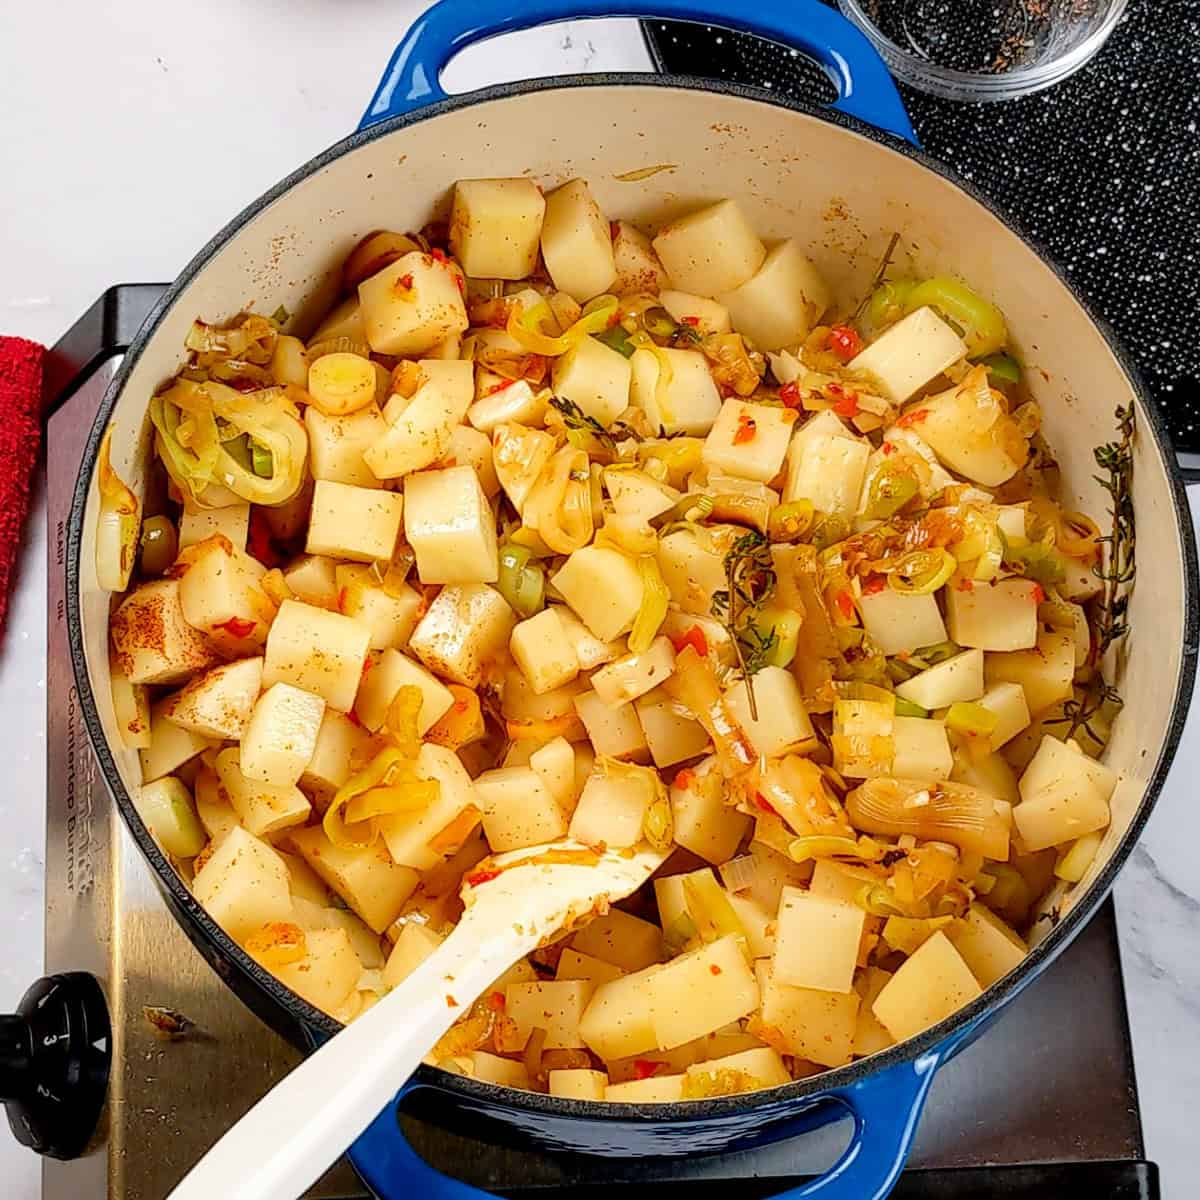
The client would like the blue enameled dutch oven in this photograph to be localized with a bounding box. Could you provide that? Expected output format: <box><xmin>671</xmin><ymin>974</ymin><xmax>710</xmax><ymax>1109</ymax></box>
<box><xmin>66</xmin><ymin>1</ymin><xmax>1198</xmax><ymax>1197</ymax></box>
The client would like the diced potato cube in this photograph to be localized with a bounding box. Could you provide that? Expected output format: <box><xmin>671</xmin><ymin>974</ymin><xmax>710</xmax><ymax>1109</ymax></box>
<box><xmin>286</xmin><ymin>825</ymin><xmax>419</xmax><ymax>932</ymax></box>
<box><xmin>160</xmin><ymin>656</ymin><xmax>262</xmax><ymax>741</ymax></box>
<box><xmin>263</xmin><ymin>600</ymin><xmax>370</xmax><ymax>712</ymax></box>
<box><xmin>540</xmin><ymin>179</ymin><xmax>616</xmax><ymax>302</ymax></box>
<box><xmin>852</xmin><ymin>967</ymin><xmax>896</xmax><ymax>1058</ymax></box>
<box><xmin>659</xmin><ymin>290</ymin><xmax>731</xmax><ymax>335</ymax></box>
<box><xmin>110</xmin><ymin>579</ymin><xmax>222</xmax><ymax>685</ymax></box>
<box><xmin>891</xmin><ymin>716</ymin><xmax>953</xmax><ymax>781</ymax></box>
<box><xmin>408</xmin><ymin>583</ymin><xmax>514</xmax><ymax>688</ymax></box>
<box><xmin>139</xmin><ymin>700</ymin><xmax>215</xmax><ymax>782</ymax></box>
<box><xmin>573</xmin><ymin>692</ymin><xmax>649</xmax><ymax>761</ymax></box>
<box><xmin>334</xmin><ymin>565</ymin><xmax>423</xmax><ymax>652</ymax></box>
<box><xmin>283</xmin><ymin>555</ymin><xmax>339</xmax><ymax>609</ymax></box>
<box><xmin>439</xmin><ymin>424</ymin><xmax>499</xmax><ymax>498</ymax></box>
<box><xmin>269</xmin><ymin>927</ymin><xmax>362</xmax><ymax>1017</ymax></box>
<box><xmin>984</xmin><ymin>629</ymin><xmax>1075</xmax><ymax>714</ymax></box>
<box><xmin>808</xmin><ymin>860</ymin><xmax>877</xmax><ymax>906</ymax></box>
<box><xmin>724</xmin><ymin>667</ymin><xmax>816</xmax><ymax>759</ymax></box>
<box><xmin>652</xmin><ymin>200</ymin><xmax>765</xmax><ymax>296</ymax></box>
<box><xmin>591</xmin><ymin>638</ymin><xmax>675</xmax><ymax>708</ymax></box>
<box><xmin>686</xmin><ymin>1046</ymin><xmax>791</xmax><ymax>1092</ymax></box>
<box><xmin>530</xmin><ymin>737</ymin><xmax>577</xmax><ymax>808</ymax></box>
<box><xmin>312</xmin><ymin>295</ymin><xmax>365</xmax><ymax>343</ymax></box>
<box><xmin>356</xmin><ymin>649</ymin><xmax>453</xmax><ymax>734</ymax></box>
<box><xmin>549</xmin><ymin>1069</ymin><xmax>608</xmax><ymax>1100</ymax></box>
<box><xmin>946</xmin><ymin>903</ymin><xmax>1027</xmax><ymax>988</ymax></box>
<box><xmin>176</xmin><ymin>539</ymin><xmax>272</xmax><ymax>655</ymax></box>
<box><xmin>110</xmin><ymin>664</ymin><xmax>152</xmax><ymax>749</ymax></box>
<box><xmin>552</xmin><ymin>546</ymin><xmax>643</xmax><ymax>642</ymax></box>
<box><xmin>951</xmin><ymin>746</ymin><xmax>1021</xmax><ymax>805</ymax></box>
<box><xmin>305</xmin><ymin>404</ymin><xmax>388</xmax><ymax>488</ymax></box>
<box><xmin>656</xmin><ymin>527</ymin><xmax>728</xmax><ymax>615</ymax></box>
<box><xmin>612</xmin><ymin>220</ymin><xmax>667</xmax><ymax>295</ymax></box>
<box><xmin>848</xmin><ymin>307</ymin><xmax>967</xmax><ymax>404</ymax></box>
<box><xmin>647</xmin><ymin>936</ymin><xmax>759</xmax><ymax>1049</ymax></box>
<box><xmin>718</xmin><ymin>241</ymin><xmax>830</xmax><ymax>351</ymax></box>
<box><xmin>895</xmin><ymin>648</ymin><xmax>985</xmax><ymax>710</ymax></box>
<box><xmin>301</xmin><ymin>710</ymin><xmax>373</xmax><ymax>800</ymax></box>
<box><xmin>572</xmin><ymin>908</ymin><xmax>663</xmax><ymax>971</ymax></box>
<box><xmin>499</xmin><ymin>980</ymin><xmax>595</xmax><ymax>1051</ymax></box>
<box><xmin>383</xmin><ymin>922</ymin><xmax>445</xmax><ymax>989</ymax></box>
<box><xmin>194</xmin><ymin>767</ymin><xmax>240</xmax><ymax>844</ymax></box>
<box><xmin>946</xmin><ymin>578</ymin><xmax>1039</xmax><ymax>651</ymax></box>
<box><xmin>630</xmin><ymin>347</ymin><xmax>722</xmax><ymax>436</ymax></box>
<box><xmin>466</xmin><ymin>377</ymin><xmax>548</xmax><ymax>435</ymax></box>
<box><xmin>725</xmin><ymin>893</ymin><xmax>775</xmax><ymax>958</ymax></box>
<box><xmin>449</xmin><ymin>178</ymin><xmax>545</xmax><ymax>280</ymax></box>
<box><xmin>860</xmin><ymin>588</ymin><xmax>948</xmax><ymax>657</ymax></box>
<box><xmin>404</xmin><ymin>466</ymin><xmax>498</xmax><ymax>585</ymax></box>
<box><xmin>773</xmin><ymin>887</ymin><xmax>864</xmax><ymax>994</ymax></box>
<box><xmin>284</xmin><ymin>856</ymin><xmax>333</xmax><ymax>907</ymax></box>
<box><xmin>366</xmin><ymin>361</ymin><xmax>474</xmax><ymax>479</ymax></box>
<box><xmin>670</xmin><ymin>760</ymin><xmax>751</xmax><ymax>863</ymax></box>
<box><xmin>579</xmin><ymin>967</ymin><xmax>661</xmax><ymax>1060</ymax></box>
<box><xmin>358</xmin><ymin>252</ymin><xmax>468</xmax><ymax>356</ymax></box>
<box><xmin>604</xmin><ymin>1075</ymin><xmax>686</xmax><ymax>1103</ymax></box>
<box><xmin>556</xmin><ymin>949</ymin><xmax>625</xmax><ymax>987</ymax></box>
<box><xmin>467</xmin><ymin>1051</ymin><xmax>530</xmax><ymax>1090</ymax></box>
<box><xmin>476</xmin><ymin>765</ymin><xmax>568</xmax><ymax>851</ymax></box>
<box><xmin>702</xmin><ymin>400</ymin><xmax>795</xmax><ymax>483</ymax></box>
<box><xmin>635</xmin><ymin>688</ymin><xmax>711</xmax><ymax>769</ymax></box>
<box><xmin>306</xmin><ymin>480</ymin><xmax>404</xmax><ymax>563</ymax></box>
<box><xmin>782</xmin><ymin>431</ymin><xmax>870</xmax><ymax>515</ymax></box>
<box><xmin>978</xmin><ymin>682</ymin><xmax>1030</xmax><ymax>748</ymax></box>
<box><xmin>552</xmin><ymin>605</ymin><xmax>624</xmax><ymax>671</ymax></box>
<box><xmin>756</xmin><ymin>961</ymin><xmax>860</xmax><ymax>1068</ymax></box>
<box><xmin>376</xmin><ymin>743</ymin><xmax>479</xmax><ymax>871</ymax></box>
<box><xmin>604</xmin><ymin>470</ymin><xmax>679</xmax><ymax>525</ymax></box>
<box><xmin>215</xmin><ymin>747</ymin><xmax>311</xmax><ymax>837</ymax></box>
<box><xmin>569</xmin><ymin>771</ymin><xmax>650</xmax><ymax>848</ymax></box>
<box><xmin>872</xmin><ymin>931</ymin><xmax>982</xmax><ymax>1042</ymax></box>
<box><xmin>1014</xmin><ymin>735</ymin><xmax>1113</xmax><ymax>851</ymax></box>
<box><xmin>510</xmin><ymin>608</ymin><xmax>581</xmax><ymax>695</ymax></box>
<box><xmin>193</xmin><ymin>826</ymin><xmax>292</xmax><ymax>942</ymax></box>
<box><xmin>239</xmin><ymin>682</ymin><xmax>325</xmax><ymax>787</ymax></box>
<box><xmin>552</xmin><ymin>336</ymin><xmax>632</xmax><ymax>427</ymax></box>
<box><xmin>178</xmin><ymin>502</ymin><xmax>250</xmax><ymax>551</ymax></box>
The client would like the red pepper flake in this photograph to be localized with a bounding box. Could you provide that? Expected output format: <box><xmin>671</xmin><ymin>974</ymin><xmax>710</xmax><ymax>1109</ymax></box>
<box><xmin>835</xmin><ymin>590</ymin><xmax>855</xmax><ymax>621</ymax></box>
<box><xmin>733</xmin><ymin>411</ymin><xmax>758</xmax><ymax>445</ymax></box>
<box><xmin>454</xmin><ymin>273</ymin><xmax>465</xmax><ymax>294</ymax></box>
<box><xmin>897</xmin><ymin>408</ymin><xmax>929</xmax><ymax>428</ymax></box>
<box><xmin>682</xmin><ymin>315</ymin><xmax>701</xmax><ymax>328</ymax></box>
<box><xmin>453</xmin><ymin>698</ymin><xmax>470</xmax><ymax>713</ymax></box>
<box><xmin>709</xmin><ymin>964</ymin><xmax>723</xmax><ymax>976</ymax></box>
<box><xmin>487</xmin><ymin>992</ymin><xmax>506</xmax><ymax>1012</ymax></box>
<box><xmin>430</xmin><ymin>247</ymin><xmax>448</xmax><ymax>263</ymax></box>
<box><xmin>609</xmin><ymin>221</ymin><xmax>620</xmax><ymax>241</ymax></box>
<box><xmin>754</xmin><ymin>793</ymin><xmax>777</xmax><ymax>815</ymax></box>
<box><xmin>337</xmin><ymin>587</ymin><xmax>349</xmax><ymax>613</ymax></box>
<box><xmin>669</xmin><ymin>625</ymin><xmax>709</xmax><ymax>658</ymax></box>
<box><xmin>446</xmin><ymin>995</ymin><xmax>459</xmax><ymax>1008</ymax></box>
<box><xmin>1031</xmin><ymin>583</ymin><xmax>1046</xmax><ymax>604</ymax></box>
<box><xmin>862</xmin><ymin>574</ymin><xmax>887</xmax><ymax>596</ymax></box>
<box><xmin>956</xmin><ymin>578</ymin><xmax>975</xmax><ymax>592</ymax></box>
<box><xmin>466</xmin><ymin>868</ymin><xmax>502</xmax><ymax>887</ymax></box>
<box><xmin>882</xmin><ymin>441</ymin><xmax>896</xmax><ymax>456</ymax></box>
<box><xmin>346</xmin><ymin>709</ymin><xmax>363</xmax><ymax>728</ymax></box>
<box><xmin>486</xmin><ymin>378</ymin><xmax>516</xmax><ymax>396</ymax></box>
<box><xmin>246</xmin><ymin>508</ymin><xmax>282</xmax><ymax>568</ymax></box>
<box><xmin>778</xmin><ymin>381</ymin><xmax>802</xmax><ymax>410</ymax></box>
<box><xmin>673</xmin><ymin>767</ymin><xmax>696</xmax><ymax>791</ymax></box>
<box><xmin>833</xmin><ymin>389</ymin><xmax>859</xmax><ymax>419</ymax></box>
<box><xmin>214</xmin><ymin>616</ymin><xmax>256</xmax><ymax>639</ymax></box>
<box><xmin>361</xmin><ymin>656</ymin><xmax>374</xmax><ymax>680</ymax></box>
<box><xmin>826</xmin><ymin>325</ymin><xmax>863</xmax><ymax>363</ymax></box>
<box><xmin>397</xmin><ymin>273</ymin><xmax>414</xmax><ymax>291</ymax></box>
<box><xmin>633</xmin><ymin>1059</ymin><xmax>664</xmax><ymax>1081</ymax></box>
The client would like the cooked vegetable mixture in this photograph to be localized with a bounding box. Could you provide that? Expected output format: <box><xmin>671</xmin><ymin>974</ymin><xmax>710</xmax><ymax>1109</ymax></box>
<box><xmin>102</xmin><ymin>178</ymin><xmax>1127</xmax><ymax>1104</ymax></box>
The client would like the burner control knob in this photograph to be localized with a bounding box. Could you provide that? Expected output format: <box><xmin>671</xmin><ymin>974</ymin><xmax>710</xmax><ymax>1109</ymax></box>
<box><xmin>0</xmin><ymin>973</ymin><xmax>110</xmax><ymax>1159</ymax></box>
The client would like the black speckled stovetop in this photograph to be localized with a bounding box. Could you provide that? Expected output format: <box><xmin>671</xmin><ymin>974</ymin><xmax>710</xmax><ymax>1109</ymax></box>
<box><xmin>643</xmin><ymin>1</ymin><xmax>1200</xmax><ymax>451</ymax></box>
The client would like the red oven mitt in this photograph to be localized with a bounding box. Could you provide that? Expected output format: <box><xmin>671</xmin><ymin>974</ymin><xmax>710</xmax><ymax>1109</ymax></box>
<box><xmin>0</xmin><ymin>336</ymin><xmax>45</xmax><ymax>634</ymax></box>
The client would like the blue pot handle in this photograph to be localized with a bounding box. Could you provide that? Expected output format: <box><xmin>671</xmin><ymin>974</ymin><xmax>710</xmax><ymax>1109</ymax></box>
<box><xmin>348</xmin><ymin>1045</ymin><xmax>947</xmax><ymax>1200</ymax></box>
<box><xmin>359</xmin><ymin>0</ymin><xmax>917</xmax><ymax>143</ymax></box>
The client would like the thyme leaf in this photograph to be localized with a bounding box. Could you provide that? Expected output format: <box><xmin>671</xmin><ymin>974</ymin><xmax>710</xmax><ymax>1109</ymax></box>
<box><xmin>549</xmin><ymin>396</ymin><xmax>616</xmax><ymax>453</ymax></box>
<box><xmin>710</xmin><ymin>530</ymin><xmax>778</xmax><ymax>719</ymax></box>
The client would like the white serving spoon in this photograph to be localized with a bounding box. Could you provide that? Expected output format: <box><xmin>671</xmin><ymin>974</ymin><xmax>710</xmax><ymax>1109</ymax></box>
<box><xmin>168</xmin><ymin>839</ymin><xmax>666</xmax><ymax>1200</ymax></box>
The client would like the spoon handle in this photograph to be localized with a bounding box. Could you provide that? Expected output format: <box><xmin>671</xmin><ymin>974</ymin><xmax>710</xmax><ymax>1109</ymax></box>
<box><xmin>167</xmin><ymin>915</ymin><xmax>523</xmax><ymax>1200</ymax></box>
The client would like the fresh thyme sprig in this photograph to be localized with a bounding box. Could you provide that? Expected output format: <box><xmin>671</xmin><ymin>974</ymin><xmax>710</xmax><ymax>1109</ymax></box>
<box><xmin>851</xmin><ymin>231</ymin><xmax>902</xmax><ymax>323</ymax></box>
<box><xmin>549</xmin><ymin>396</ymin><xmax>616</xmax><ymax>453</ymax></box>
<box><xmin>1054</xmin><ymin>404</ymin><xmax>1136</xmax><ymax>749</ymax></box>
<box><xmin>711</xmin><ymin>530</ymin><xmax>778</xmax><ymax>720</ymax></box>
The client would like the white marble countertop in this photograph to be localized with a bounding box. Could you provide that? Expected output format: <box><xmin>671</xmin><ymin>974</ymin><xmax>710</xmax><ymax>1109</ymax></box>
<box><xmin>1</xmin><ymin>3</ymin><xmax>1197</xmax><ymax>1197</ymax></box>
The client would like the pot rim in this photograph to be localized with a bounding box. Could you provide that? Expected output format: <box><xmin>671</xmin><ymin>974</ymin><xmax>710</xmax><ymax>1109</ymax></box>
<box><xmin>67</xmin><ymin>70</ymin><xmax>1199</xmax><ymax>1127</ymax></box>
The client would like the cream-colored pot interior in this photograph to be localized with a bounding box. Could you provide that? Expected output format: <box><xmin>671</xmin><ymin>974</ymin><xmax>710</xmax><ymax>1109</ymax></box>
<box><xmin>77</xmin><ymin>80</ymin><xmax>1191</xmax><ymax>1018</ymax></box>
